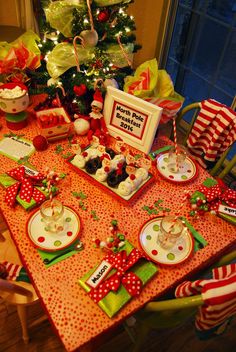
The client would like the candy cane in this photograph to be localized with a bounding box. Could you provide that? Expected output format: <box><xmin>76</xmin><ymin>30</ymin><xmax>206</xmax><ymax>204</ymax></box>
<box><xmin>117</xmin><ymin>34</ymin><xmax>132</xmax><ymax>67</ymax></box>
<box><xmin>86</xmin><ymin>0</ymin><xmax>95</xmax><ymax>31</ymax></box>
<box><xmin>94</xmin><ymin>78</ymin><xmax>104</xmax><ymax>90</ymax></box>
<box><xmin>73</xmin><ymin>36</ymin><xmax>85</xmax><ymax>72</ymax></box>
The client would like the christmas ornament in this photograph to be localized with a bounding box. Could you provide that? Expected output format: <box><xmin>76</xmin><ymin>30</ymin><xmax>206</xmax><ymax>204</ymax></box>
<box><xmin>33</xmin><ymin>135</ymin><xmax>49</xmax><ymax>151</ymax></box>
<box><xmin>74</xmin><ymin>118</ymin><xmax>90</xmax><ymax>136</ymax></box>
<box><xmin>73</xmin><ymin>84</ymin><xmax>87</xmax><ymax>96</ymax></box>
<box><xmin>98</xmin><ymin>9</ymin><xmax>109</xmax><ymax>22</ymax></box>
<box><xmin>104</xmin><ymin>78</ymin><xmax>119</xmax><ymax>89</ymax></box>
<box><xmin>80</xmin><ymin>30</ymin><xmax>98</xmax><ymax>48</ymax></box>
<box><xmin>79</xmin><ymin>0</ymin><xmax>98</xmax><ymax>48</ymax></box>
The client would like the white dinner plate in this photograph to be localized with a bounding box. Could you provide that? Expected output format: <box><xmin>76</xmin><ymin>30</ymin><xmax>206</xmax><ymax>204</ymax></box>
<box><xmin>156</xmin><ymin>152</ymin><xmax>198</xmax><ymax>183</ymax></box>
<box><xmin>27</xmin><ymin>206</ymin><xmax>81</xmax><ymax>252</ymax></box>
<box><xmin>139</xmin><ymin>217</ymin><xmax>194</xmax><ymax>266</ymax></box>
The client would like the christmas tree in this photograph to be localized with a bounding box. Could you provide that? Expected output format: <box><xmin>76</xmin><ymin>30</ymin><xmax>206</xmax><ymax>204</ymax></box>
<box><xmin>30</xmin><ymin>0</ymin><xmax>140</xmax><ymax>117</ymax></box>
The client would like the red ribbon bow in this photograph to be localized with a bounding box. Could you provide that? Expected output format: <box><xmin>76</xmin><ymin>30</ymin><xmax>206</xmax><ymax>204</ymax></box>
<box><xmin>89</xmin><ymin>249</ymin><xmax>144</xmax><ymax>303</ymax></box>
<box><xmin>198</xmin><ymin>183</ymin><xmax>236</xmax><ymax>211</ymax></box>
<box><xmin>5</xmin><ymin>166</ymin><xmax>46</xmax><ymax>207</ymax></box>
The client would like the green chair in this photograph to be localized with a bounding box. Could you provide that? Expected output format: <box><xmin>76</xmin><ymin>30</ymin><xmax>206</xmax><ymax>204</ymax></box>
<box><xmin>171</xmin><ymin>102</ymin><xmax>236</xmax><ymax>179</ymax></box>
<box><xmin>124</xmin><ymin>249</ymin><xmax>236</xmax><ymax>352</ymax></box>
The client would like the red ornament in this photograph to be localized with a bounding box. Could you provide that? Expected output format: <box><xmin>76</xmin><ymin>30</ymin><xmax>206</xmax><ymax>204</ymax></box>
<box><xmin>73</xmin><ymin>84</ymin><xmax>87</xmax><ymax>97</ymax></box>
<box><xmin>33</xmin><ymin>135</ymin><xmax>48</xmax><ymax>151</ymax></box>
<box><xmin>98</xmin><ymin>9</ymin><xmax>110</xmax><ymax>22</ymax></box>
<box><xmin>52</xmin><ymin>98</ymin><xmax>59</xmax><ymax>107</ymax></box>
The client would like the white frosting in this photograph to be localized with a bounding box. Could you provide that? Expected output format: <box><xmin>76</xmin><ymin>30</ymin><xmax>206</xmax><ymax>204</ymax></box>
<box><xmin>95</xmin><ymin>168</ymin><xmax>108</xmax><ymax>182</ymax></box>
<box><xmin>0</xmin><ymin>86</ymin><xmax>26</xmax><ymax>99</ymax></box>
<box><xmin>118</xmin><ymin>181</ymin><xmax>133</xmax><ymax>196</ymax></box>
<box><xmin>135</xmin><ymin>167</ymin><xmax>149</xmax><ymax>181</ymax></box>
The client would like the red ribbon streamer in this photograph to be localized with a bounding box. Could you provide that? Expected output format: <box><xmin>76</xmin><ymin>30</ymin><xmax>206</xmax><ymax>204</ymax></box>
<box><xmin>89</xmin><ymin>248</ymin><xmax>145</xmax><ymax>303</ymax></box>
<box><xmin>5</xmin><ymin>166</ymin><xmax>45</xmax><ymax>207</ymax></box>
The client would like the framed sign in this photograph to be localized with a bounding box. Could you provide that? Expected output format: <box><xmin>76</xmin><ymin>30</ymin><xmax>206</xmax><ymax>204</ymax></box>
<box><xmin>103</xmin><ymin>86</ymin><xmax>162</xmax><ymax>154</ymax></box>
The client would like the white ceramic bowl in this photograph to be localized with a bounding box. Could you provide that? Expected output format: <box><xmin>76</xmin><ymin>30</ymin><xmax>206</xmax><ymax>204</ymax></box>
<box><xmin>0</xmin><ymin>83</ymin><xmax>29</xmax><ymax>114</ymax></box>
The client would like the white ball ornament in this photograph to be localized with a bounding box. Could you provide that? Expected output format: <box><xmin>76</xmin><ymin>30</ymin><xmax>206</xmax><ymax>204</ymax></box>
<box><xmin>74</xmin><ymin>118</ymin><xmax>90</xmax><ymax>136</ymax></box>
<box><xmin>104</xmin><ymin>78</ymin><xmax>119</xmax><ymax>89</ymax></box>
<box><xmin>47</xmin><ymin>78</ymin><xmax>60</xmax><ymax>87</ymax></box>
<box><xmin>80</xmin><ymin>30</ymin><xmax>98</xmax><ymax>48</ymax></box>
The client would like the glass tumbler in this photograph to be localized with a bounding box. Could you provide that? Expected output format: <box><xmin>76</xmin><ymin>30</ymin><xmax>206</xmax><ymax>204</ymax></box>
<box><xmin>158</xmin><ymin>215</ymin><xmax>184</xmax><ymax>249</ymax></box>
<box><xmin>167</xmin><ymin>146</ymin><xmax>187</xmax><ymax>173</ymax></box>
<box><xmin>40</xmin><ymin>199</ymin><xmax>64</xmax><ymax>233</ymax></box>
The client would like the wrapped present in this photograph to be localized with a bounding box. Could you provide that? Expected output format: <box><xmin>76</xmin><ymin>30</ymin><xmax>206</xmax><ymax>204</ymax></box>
<box><xmin>0</xmin><ymin>165</ymin><xmax>52</xmax><ymax>210</ymax></box>
<box><xmin>0</xmin><ymin>30</ymin><xmax>40</xmax><ymax>83</ymax></box>
<box><xmin>190</xmin><ymin>178</ymin><xmax>236</xmax><ymax>224</ymax></box>
<box><xmin>79</xmin><ymin>241</ymin><xmax>157</xmax><ymax>318</ymax></box>
<box><xmin>123</xmin><ymin>59</ymin><xmax>184</xmax><ymax>124</ymax></box>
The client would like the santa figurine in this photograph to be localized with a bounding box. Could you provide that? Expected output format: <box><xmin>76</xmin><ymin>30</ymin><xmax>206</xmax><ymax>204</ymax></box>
<box><xmin>87</xmin><ymin>89</ymin><xmax>109</xmax><ymax>144</ymax></box>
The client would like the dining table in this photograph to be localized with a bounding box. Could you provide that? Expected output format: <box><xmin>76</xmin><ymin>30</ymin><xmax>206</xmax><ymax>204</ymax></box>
<box><xmin>0</xmin><ymin>98</ymin><xmax>235</xmax><ymax>352</ymax></box>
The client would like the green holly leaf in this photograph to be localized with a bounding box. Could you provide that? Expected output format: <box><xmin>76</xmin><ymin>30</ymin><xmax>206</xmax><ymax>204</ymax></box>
<box><xmin>59</xmin><ymin>173</ymin><xmax>67</xmax><ymax>179</ymax></box>
<box><xmin>17</xmin><ymin>156</ymin><xmax>30</xmax><ymax>165</ymax></box>
<box><xmin>61</xmin><ymin>152</ymin><xmax>73</xmax><ymax>159</ymax></box>
<box><xmin>55</xmin><ymin>145</ymin><xmax>64</xmax><ymax>154</ymax></box>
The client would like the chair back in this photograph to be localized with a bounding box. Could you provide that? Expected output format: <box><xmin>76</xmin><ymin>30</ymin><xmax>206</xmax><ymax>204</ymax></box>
<box><xmin>172</xmin><ymin>101</ymin><xmax>236</xmax><ymax>178</ymax></box>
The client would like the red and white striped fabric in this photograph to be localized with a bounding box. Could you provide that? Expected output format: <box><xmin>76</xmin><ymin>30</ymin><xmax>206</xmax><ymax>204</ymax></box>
<box><xmin>2</xmin><ymin>261</ymin><xmax>22</xmax><ymax>281</ymax></box>
<box><xmin>187</xmin><ymin>99</ymin><xmax>236</xmax><ymax>168</ymax></box>
<box><xmin>175</xmin><ymin>263</ymin><xmax>236</xmax><ymax>331</ymax></box>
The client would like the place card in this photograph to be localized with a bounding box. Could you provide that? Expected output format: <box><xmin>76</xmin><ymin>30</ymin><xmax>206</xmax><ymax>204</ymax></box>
<box><xmin>0</xmin><ymin>136</ymin><xmax>35</xmax><ymax>161</ymax></box>
<box><xmin>86</xmin><ymin>260</ymin><xmax>113</xmax><ymax>289</ymax></box>
<box><xmin>218</xmin><ymin>204</ymin><xmax>236</xmax><ymax>218</ymax></box>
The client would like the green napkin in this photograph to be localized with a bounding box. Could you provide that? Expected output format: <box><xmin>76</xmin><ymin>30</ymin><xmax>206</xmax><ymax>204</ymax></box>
<box><xmin>38</xmin><ymin>240</ymin><xmax>83</xmax><ymax>268</ymax></box>
<box><xmin>182</xmin><ymin>218</ymin><xmax>208</xmax><ymax>252</ymax></box>
<box><xmin>149</xmin><ymin>145</ymin><xmax>172</xmax><ymax>160</ymax></box>
<box><xmin>79</xmin><ymin>241</ymin><xmax>158</xmax><ymax>318</ymax></box>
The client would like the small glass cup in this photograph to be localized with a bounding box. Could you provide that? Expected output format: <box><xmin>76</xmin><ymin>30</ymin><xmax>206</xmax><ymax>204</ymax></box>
<box><xmin>158</xmin><ymin>215</ymin><xmax>184</xmax><ymax>249</ymax></box>
<box><xmin>167</xmin><ymin>146</ymin><xmax>187</xmax><ymax>173</ymax></box>
<box><xmin>40</xmin><ymin>199</ymin><xmax>64</xmax><ymax>233</ymax></box>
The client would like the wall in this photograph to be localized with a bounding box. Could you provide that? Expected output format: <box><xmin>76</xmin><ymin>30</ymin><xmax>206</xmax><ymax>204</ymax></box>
<box><xmin>0</xmin><ymin>0</ymin><xmax>18</xmax><ymax>26</ymax></box>
<box><xmin>129</xmin><ymin>0</ymin><xmax>167</xmax><ymax>68</ymax></box>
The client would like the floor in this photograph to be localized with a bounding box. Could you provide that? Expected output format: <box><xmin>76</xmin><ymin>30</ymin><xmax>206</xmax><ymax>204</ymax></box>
<box><xmin>1</xmin><ymin>298</ymin><xmax>236</xmax><ymax>352</ymax></box>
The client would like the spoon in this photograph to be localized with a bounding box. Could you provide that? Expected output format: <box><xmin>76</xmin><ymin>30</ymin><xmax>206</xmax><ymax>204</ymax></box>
<box><xmin>43</xmin><ymin>241</ymin><xmax>84</xmax><ymax>265</ymax></box>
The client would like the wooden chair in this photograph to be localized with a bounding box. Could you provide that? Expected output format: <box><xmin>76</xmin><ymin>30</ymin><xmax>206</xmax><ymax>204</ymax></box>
<box><xmin>0</xmin><ymin>229</ymin><xmax>47</xmax><ymax>343</ymax></box>
<box><xmin>124</xmin><ymin>249</ymin><xmax>236</xmax><ymax>352</ymax></box>
<box><xmin>171</xmin><ymin>102</ymin><xmax>236</xmax><ymax>179</ymax></box>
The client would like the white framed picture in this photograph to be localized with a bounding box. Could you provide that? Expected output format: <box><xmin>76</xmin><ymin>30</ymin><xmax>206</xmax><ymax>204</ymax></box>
<box><xmin>103</xmin><ymin>86</ymin><xmax>162</xmax><ymax>154</ymax></box>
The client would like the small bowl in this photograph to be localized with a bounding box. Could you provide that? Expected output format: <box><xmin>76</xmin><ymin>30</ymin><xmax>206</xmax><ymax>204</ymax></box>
<box><xmin>0</xmin><ymin>83</ymin><xmax>29</xmax><ymax>114</ymax></box>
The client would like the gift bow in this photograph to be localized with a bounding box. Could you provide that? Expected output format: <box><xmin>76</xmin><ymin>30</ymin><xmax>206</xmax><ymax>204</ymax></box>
<box><xmin>89</xmin><ymin>248</ymin><xmax>145</xmax><ymax>303</ymax></box>
<box><xmin>198</xmin><ymin>184</ymin><xmax>236</xmax><ymax>211</ymax></box>
<box><xmin>5</xmin><ymin>166</ymin><xmax>46</xmax><ymax>207</ymax></box>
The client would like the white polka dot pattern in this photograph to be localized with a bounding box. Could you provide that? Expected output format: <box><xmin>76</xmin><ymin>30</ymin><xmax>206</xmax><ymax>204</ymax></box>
<box><xmin>89</xmin><ymin>248</ymin><xmax>144</xmax><ymax>303</ymax></box>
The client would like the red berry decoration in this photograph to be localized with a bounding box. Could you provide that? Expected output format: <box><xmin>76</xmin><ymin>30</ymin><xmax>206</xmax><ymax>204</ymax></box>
<box><xmin>33</xmin><ymin>135</ymin><xmax>48</xmax><ymax>151</ymax></box>
<box><xmin>98</xmin><ymin>9</ymin><xmax>110</xmax><ymax>22</ymax></box>
<box><xmin>130</xmin><ymin>174</ymin><xmax>136</xmax><ymax>180</ymax></box>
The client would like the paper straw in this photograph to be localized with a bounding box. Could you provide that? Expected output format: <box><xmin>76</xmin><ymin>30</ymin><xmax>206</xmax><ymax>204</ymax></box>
<box><xmin>169</xmin><ymin>193</ymin><xmax>188</xmax><ymax>233</ymax></box>
<box><xmin>172</xmin><ymin>116</ymin><xmax>179</xmax><ymax>172</ymax></box>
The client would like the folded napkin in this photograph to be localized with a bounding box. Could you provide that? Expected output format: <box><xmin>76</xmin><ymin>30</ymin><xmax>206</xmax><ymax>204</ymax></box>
<box><xmin>38</xmin><ymin>239</ymin><xmax>83</xmax><ymax>268</ymax></box>
<box><xmin>183</xmin><ymin>218</ymin><xmax>208</xmax><ymax>252</ymax></box>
